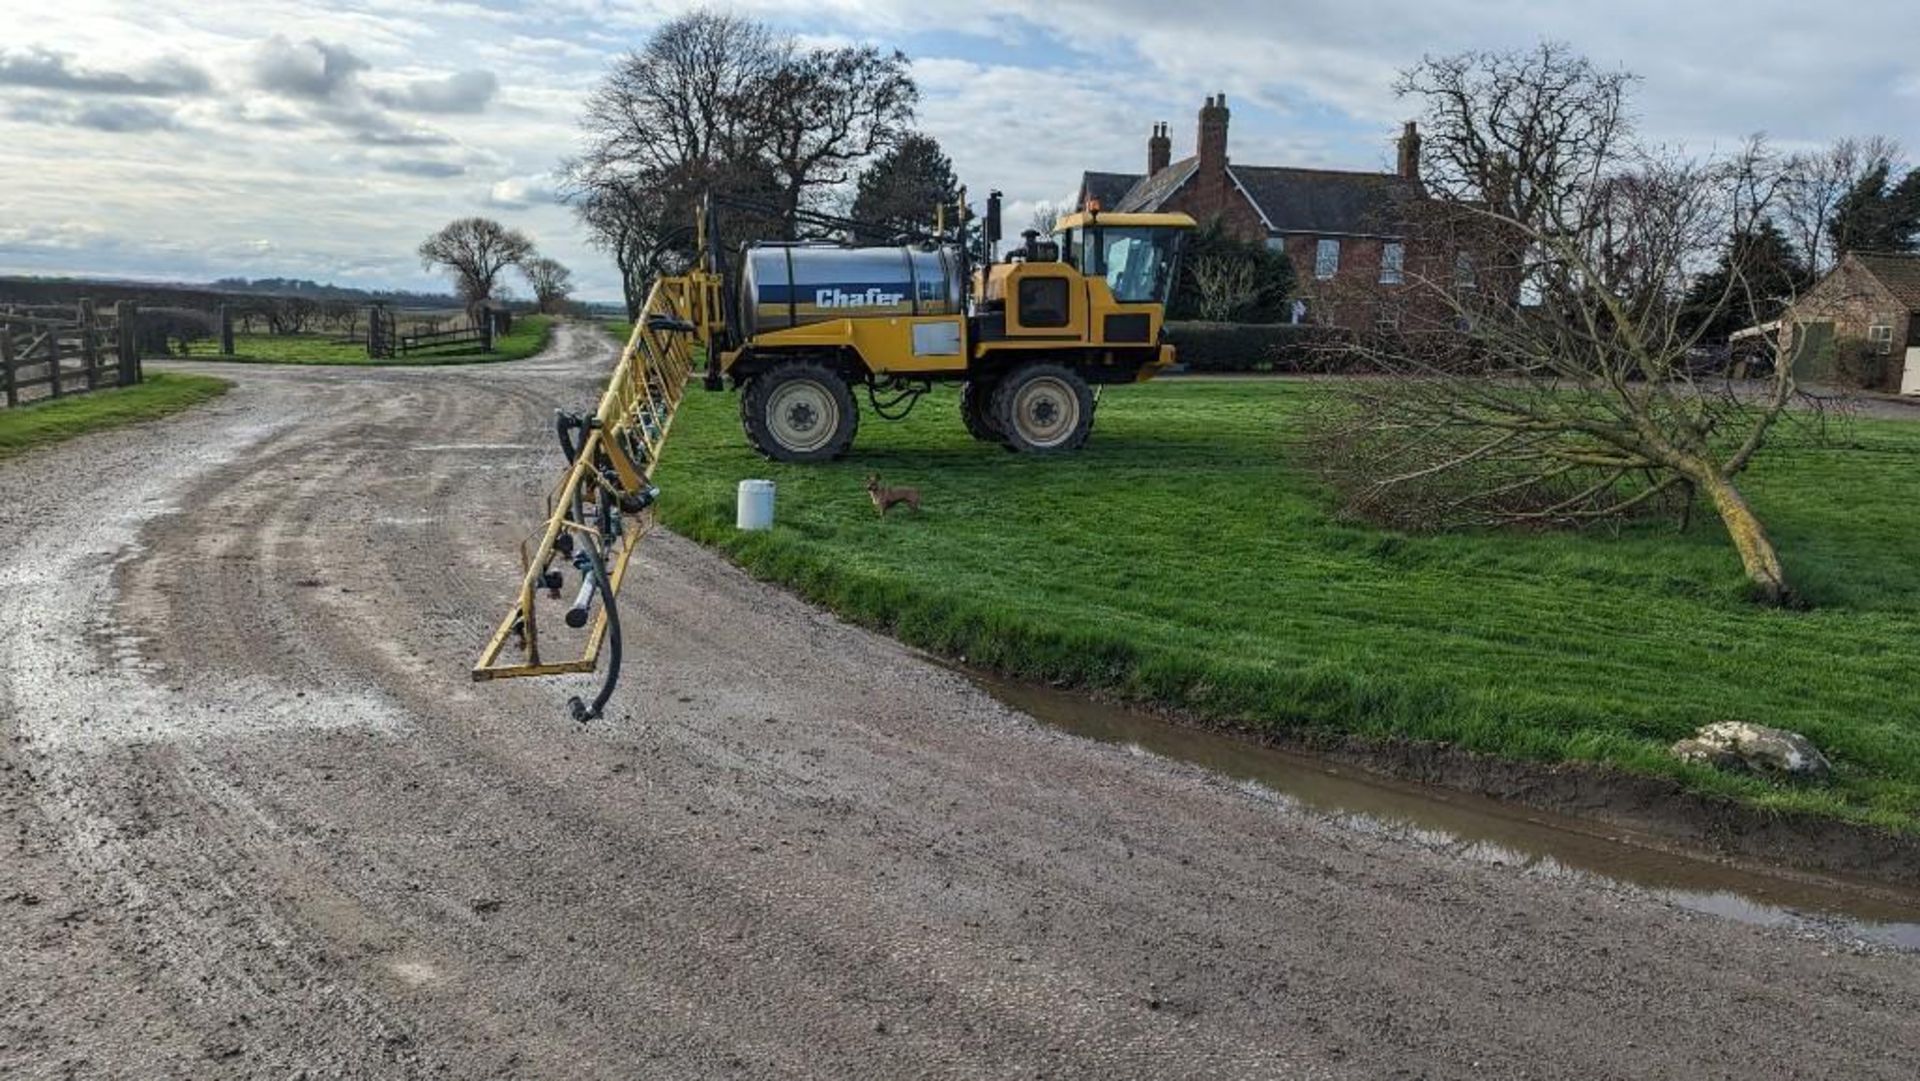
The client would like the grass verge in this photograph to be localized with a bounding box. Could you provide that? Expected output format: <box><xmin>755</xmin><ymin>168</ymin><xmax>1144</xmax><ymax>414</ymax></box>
<box><xmin>184</xmin><ymin>315</ymin><xmax>554</xmax><ymax>365</ymax></box>
<box><xmin>0</xmin><ymin>373</ymin><xmax>231</xmax><ymax>460</ymax></box>
<box><xmin>654</xmin><ymin>377</ymin><xmax>1920</xmax><ymax>832</ymax></box>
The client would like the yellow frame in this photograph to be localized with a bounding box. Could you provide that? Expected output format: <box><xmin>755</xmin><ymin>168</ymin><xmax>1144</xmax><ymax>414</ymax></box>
<box><xmin>472</xmin><ymin>273</ymin><xmax>714</xmax><ymax>682</ymax></box>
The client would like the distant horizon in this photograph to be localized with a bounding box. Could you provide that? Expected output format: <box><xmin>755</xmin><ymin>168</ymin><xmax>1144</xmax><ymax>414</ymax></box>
<box><xmin>0</xmin><ymin>269</ymin><xmax>629</xmax><ymax>310</ymax></box>
<box><xmin>6</xmin><ymin>0</ymin><xmax>1917</xmax><ymax>298</ymax></box>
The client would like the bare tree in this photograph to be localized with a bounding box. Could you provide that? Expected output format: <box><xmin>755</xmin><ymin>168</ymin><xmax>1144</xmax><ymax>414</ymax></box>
<box><xmin>562</xmin><ymin>11</ymin><xmax>785</xmax><ymax>315</ymax></box>
<box><xmin>1310</xmin><ymin>46</ymin><xmax>1808</xmax><ymax>606</ymax></box>
<box><xmin>570</xmin><ymin>180</ymin><xmax>654</xmax><ymax>320</ymax></box>
<box><xmin>265</xmin><ymin>295</ymin><xmax>320</xmax><ymax>335</ymax></box>
<box><xmin>418</xmin><ymin>217</ymin><xmax>535</xmax><ymax>311</ymax></box>
<box><xmin>1027</xmin><ymin>201</ymin><xmax>1063</xmax><ymax>238</ymax></box>
<box><xmin>1781</xmin><ymin>137</ymin><xmax>1903</xmax><ymax>276</ymax></box>
<box><xmin>522</xmin><ymin>256</ymin><xmax>575</xmax><ymax>314</ymax></box>
<box><xmin>748</xmin><ymin>44</ymin><xmax>917</xmax><ymax>239</ymax></box>
<box><xmin>321</xmin><ymin>299</ymin><xmax>360</xmax><ymax>338</ymax></box>
<box><xmin>1188</xmin><ymin>255</ymin><xmax>1259</xmax><ymax>321</ymax></box>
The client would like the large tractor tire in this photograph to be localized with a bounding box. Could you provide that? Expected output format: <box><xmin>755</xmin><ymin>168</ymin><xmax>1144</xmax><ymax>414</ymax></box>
<box><xmin>991</xmin><ymin>363</ymin><xmax>1095</xmax><ymax>454</ymax></box>
<box><xmin>740</xmin><ymin>360</ymin><xmax>859</xmax><ymax>462</ymax></box>
<box><xmin>960</xmin><ymin>379</ymin><xmax>1004</xmax><ymax>443</ymax></box>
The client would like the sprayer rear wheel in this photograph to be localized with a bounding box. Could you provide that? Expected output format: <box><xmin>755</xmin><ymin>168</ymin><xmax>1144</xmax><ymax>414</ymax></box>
<box><xmin>960</xmin><ymin>378</ymin><xmax>1004</xmax><ymax>443</ymax></box>
<box><xmin>741</xmin><ymin>361</ymin><xmax>859</xmax><ymax>462</ymax></box>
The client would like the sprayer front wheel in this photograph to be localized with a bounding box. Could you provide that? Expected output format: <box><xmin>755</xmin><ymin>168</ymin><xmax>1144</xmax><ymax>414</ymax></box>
<box><xmin>991</xmin><ymin>363</ymin><xmax>1094</xmax><ymax>454</ymax></box>
<box><xmin>741</xmin><ymin>361</ymin><xmax>859</xmax><ymax>462</ymax></box>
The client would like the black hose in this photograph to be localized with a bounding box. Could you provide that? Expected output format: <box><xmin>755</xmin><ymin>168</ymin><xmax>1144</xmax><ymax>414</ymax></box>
<box><xmin>555</xmin><ymin>410</ymin><xmax>586</xmax><ymax>464</ymax></box>
<box><xmin>566</xmin><ymin>537</ymin><xmax>620</xmax><ymax>724</ymax></box>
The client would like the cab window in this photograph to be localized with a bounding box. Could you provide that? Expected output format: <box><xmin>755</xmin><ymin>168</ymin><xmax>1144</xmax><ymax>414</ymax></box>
<box><xmin>1017</xmin><ymin>277</ymin><xmax>1070</xmax><ymax>327</ymax></box>
<box><xmin>1097</xmin><ymin>228</ymin><xmax>1179</xmax><ymax>303</ymax></box>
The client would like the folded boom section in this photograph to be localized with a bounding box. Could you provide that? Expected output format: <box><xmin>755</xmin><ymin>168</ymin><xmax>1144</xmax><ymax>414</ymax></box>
<box><xmin>472</xmin><ymin>278</ymin><xmax>701</xmax><ymax>720</ymax></box>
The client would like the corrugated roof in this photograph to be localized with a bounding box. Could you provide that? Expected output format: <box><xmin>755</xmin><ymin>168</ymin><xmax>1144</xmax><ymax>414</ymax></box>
<box><xmin>1078</xmin><ymin>171</ymin><xmax>1141</xmax><ymax>211</ymax></box>
<box><xmin>1852</xmin><ymin>252</ymin><xmax>1920</xmax><ymax>309</ymax></box>
<box><xmin>1116</xmin><ymin>158</ymin><xmax>1198</xmax><ymax>213</ymax></box>
<box><xmin>1227</xmin><ymin>165</ymin><xmax>1422</xmax><ymax>237</ymax></box>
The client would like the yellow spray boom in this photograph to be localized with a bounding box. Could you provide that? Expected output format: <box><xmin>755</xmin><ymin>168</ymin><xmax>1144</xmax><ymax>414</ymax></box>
<box><xmin>471</xmin><ymin>272</ymin><xmax>716</xmax><ymax>720</ymax></box>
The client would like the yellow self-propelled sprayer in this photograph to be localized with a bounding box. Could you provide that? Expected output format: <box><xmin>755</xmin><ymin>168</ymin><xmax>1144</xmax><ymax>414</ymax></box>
<box><xmin>475</xmin><ymin>193</ymin><xmax>1193</xmax><ymax>719</ymax></box>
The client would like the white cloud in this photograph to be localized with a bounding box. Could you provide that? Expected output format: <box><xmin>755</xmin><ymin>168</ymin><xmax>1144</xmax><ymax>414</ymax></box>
<box><xmin>370</xmin><ymin>69</ymin><xmax>500</xmax><ymax>114</ymax></box>
<box><xmin>2</xmin><ymin>0</ymin><xmax>1918</xmax><ymax>301</ymax></box>
<box><xmin>488</xmin><ymin>174</ymin><xmax>562</xmax><ymax>210</ymax></box>
<box><xmin>250</xmin><ymin>35</ymin><xmax>368</xmax><ymax>100</ymax></box>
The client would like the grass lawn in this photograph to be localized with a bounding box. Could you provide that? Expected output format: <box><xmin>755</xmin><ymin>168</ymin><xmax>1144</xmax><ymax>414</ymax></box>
<box><xmin>0</xmin><ymin>373</ymin><xmax>231</xmax><ymax>460</ymax></box>
<box><xmin>654</xmin><ymin>377</ymin><xmax>1920</xmax><ymax>830</ymax></box>
<box><xmin>184</xmin><ymin>315</ymin><xmax>554</xmax><ymax>365</ymax></box>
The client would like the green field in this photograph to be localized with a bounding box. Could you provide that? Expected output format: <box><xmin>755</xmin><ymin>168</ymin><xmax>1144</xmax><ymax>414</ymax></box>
<box><xmin>185</xmin><ymin>315</ymin><xmax>553</xmax><ymax>365</ymax></box>
<box><xmin>0</xmin><ymin>373</ymin><xmax>231</xmax><ymax>459</ymax></box>
<box><xmin>654</xmin><ymin>376</ymin><xmax>1920</xmax><ymax>830</ymax></box>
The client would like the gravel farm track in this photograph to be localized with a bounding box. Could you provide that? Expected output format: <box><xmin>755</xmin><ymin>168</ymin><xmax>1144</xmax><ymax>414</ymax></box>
<box><xmin>3</xmin><ymin>321</ymin><xmax>1918</xmax><ymax>1080</ymax></box>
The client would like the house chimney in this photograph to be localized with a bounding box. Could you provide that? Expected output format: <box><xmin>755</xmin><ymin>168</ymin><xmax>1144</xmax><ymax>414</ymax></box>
<box><xmin>1148</xmin><ymin>122</ymin><xmax>1171</xmax><ymax>175</ymax></box>
<box><xmin>1397</xmin><ymin>120</ymin><xmax>1422</xmax><ymax>180</ymax></box>
<box><xmin>1197</xmin><ymin>93</ymin><xmax>1230</xmax><ymax>173</ymax></box>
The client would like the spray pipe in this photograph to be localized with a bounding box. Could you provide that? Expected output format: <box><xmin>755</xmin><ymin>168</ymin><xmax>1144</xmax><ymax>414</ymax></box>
<box><xmin>565</xmin><ymin>534</ymin><xmax>620</xmax><ymax>724</ymax></box>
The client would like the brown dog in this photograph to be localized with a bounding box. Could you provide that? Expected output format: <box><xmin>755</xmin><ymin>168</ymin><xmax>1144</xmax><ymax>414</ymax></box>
<box><xmin>865</xmin><ymin>474</ymin><xmax>921</xmax><ymax>517</ymax></box>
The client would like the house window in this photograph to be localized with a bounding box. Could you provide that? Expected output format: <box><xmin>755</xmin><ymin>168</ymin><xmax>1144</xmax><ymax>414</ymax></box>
<box><xmin>1454</xmin><ymin>251</ymin><xmax>1477</xmax><ymax>290</ymax></box>
<box><xmin>1266</xmin><ymin>236</ymin><xmax>1288</xmax><ymax>253</ymax></box>
<box><xmin>1380</xmin><ymin>242</ymin><xmax>1405</xmax><ymax>285</ymax></box>
<box><xmin>1315</xmin><ymin>238</ymin><xmax>1341</xmax><ymax>280</ymax></box>
<box><xmin>1868</xmin><ymin>325</ymin><xmax>1894</xmax><ymax>354</ymax></box>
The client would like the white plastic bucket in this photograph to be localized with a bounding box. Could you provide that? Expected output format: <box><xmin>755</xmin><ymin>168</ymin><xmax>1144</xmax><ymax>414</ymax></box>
<box><xmin>736</xmin><ymin>479</ymin><xmax>775</xmax><ymax>531</ymax></box>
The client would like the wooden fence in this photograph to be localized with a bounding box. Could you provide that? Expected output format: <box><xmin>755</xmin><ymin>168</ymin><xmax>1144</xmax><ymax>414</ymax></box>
<box><xmin>1</xmin><ymin>300</ymin><xmax>143</xmax><ymax>408</ymax></box>
<box><xmin>367</xmin><ymin>304</ymin><xmax>509</xmax><ymax>359</ymax></box>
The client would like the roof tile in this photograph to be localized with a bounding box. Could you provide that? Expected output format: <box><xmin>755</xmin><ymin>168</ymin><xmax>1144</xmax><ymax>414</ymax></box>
<box><xmin>1227</xmin><ymin>165</ymin><xmax>1422</xmax><ymax>236</ymax></box>
<box><xmin>1852</xmin><ymin>253</ymin><xmax>1920</xmax><ymax>309</ymax></box>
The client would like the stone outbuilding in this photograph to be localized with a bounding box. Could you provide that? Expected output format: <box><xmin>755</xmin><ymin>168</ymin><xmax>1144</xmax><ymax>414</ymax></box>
<box><xmin>1787</xmin><ymin>252</ymin><xmax>1920</xmax><ymax>394</ymax></box>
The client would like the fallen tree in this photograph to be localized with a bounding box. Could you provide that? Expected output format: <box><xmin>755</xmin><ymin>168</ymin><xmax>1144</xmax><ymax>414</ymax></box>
<box><xmin>1305</xmin><ymin>44</ymin><xmax>1810</xmax><ymax>605</ymax></box>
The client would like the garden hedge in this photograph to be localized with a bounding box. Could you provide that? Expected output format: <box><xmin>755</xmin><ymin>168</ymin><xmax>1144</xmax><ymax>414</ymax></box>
<box><xmin>1164</xmin><ymin>321</ymin><xmax>1360</xmax><ymax>373</ymax></box>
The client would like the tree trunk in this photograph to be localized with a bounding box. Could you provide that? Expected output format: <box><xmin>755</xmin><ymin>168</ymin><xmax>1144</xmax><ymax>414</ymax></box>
<box><xmin>1697</xmin><ymin>472</ymin><xmax>1790</xmax><ymax>605</ymax></box>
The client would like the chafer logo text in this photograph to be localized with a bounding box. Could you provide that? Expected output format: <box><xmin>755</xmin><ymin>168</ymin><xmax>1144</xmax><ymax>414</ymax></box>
<box><xmin>815</xmin><ymin>287</ymin><xmax>904</xmax><ymax>308</ymax></box>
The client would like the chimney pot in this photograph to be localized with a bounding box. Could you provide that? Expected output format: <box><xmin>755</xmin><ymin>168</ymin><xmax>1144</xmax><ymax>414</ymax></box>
<box><xmin>1396</xmin><ymin>120</ymin><xmax>1422</xmax><ymax>181</ymax></box>
<box><xmin>1197</xmin><ymin>93</ymin><xmax>1230</xmax><ymax>172</ymax></box>
<box><xmin>1148</xmin><ymin>120</ymin><xmax>1172</xmax><ymax>174</ymax></box>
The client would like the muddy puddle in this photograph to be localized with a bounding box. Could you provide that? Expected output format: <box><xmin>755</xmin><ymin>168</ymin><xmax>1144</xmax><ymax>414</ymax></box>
<box><xmin>966</xmin><ymin>671</ymin><xmax>1920</xmax><ymax>951</ymax></box>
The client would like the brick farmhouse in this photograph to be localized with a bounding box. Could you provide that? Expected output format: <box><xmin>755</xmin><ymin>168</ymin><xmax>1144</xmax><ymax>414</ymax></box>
<box><xmin>1076</xmin><ymin>95</ymin><xmax>1435</xmax><ymax>330</ymax></box>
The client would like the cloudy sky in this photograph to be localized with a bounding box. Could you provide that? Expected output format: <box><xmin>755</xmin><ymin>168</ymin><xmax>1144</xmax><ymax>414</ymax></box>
<box><xmin>3</xmin><ymin>1</ymin><xmax>1917</xmax><ymax>302</ymax></box>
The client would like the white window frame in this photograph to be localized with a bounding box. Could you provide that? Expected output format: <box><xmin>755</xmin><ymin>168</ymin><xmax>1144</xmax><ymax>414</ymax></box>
<box><xmin>1454</xmin><ymin>251</ymin><xmax>1477</xmax><ymax>290</ymax></box>
<box><xmin>1380</xmin><ymin>241</ymin><xmax>1405</xmax><ymax>285</ymax></box>
<box><xmin>1868</xmin><ymin>324</ymin><xmax>1894</xmax><ymax>354</ymax></box>
<box><xmin>1315</xmin><ymin>238</ymin><xmax>1340</xmax><ymax>281</ymax></box>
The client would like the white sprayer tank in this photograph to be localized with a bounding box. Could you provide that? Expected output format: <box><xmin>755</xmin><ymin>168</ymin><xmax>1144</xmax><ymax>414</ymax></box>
<box><xmin>736</xmin><ymin>479</ymin><xmax>775</xmax><ymax>531</ymax></box>
<box><xmin>739</xmin><ymin>243</ymin><xmax>963</xmax><ymax>336</ymax></box>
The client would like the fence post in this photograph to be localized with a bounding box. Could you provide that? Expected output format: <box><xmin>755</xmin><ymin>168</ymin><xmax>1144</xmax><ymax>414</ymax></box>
<box><xmin>79</xmin><ymin>299</ymin><xmax>100</xmax><ymax>390</ymax></box>
<box><xmin>1</xmin><ymin>320</ymin><xmax>15</xmax><ymax>408</ymax></box>
<box><xmin>480</xmin><ymin>306</ymin><xmax>495</xmax><ymax>352</ymax></box>
<box><xmin>217</xmin><ymin>304</ymin><xmax>234</xmax><ymax>356</ymax></box>
<box><xmin>116</xmin><ymin>301</ymin><xmax>139</xmax><ymax>386</ymax></box>
<box><xmin>47</xmin><ymin>310</ymin><xmax>62</xmax><ymax>399</ymax></box>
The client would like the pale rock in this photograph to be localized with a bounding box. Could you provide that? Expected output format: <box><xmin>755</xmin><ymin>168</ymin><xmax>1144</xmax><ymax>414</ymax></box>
<box><xmin>1671</xmin><ymin>721</ymin><xmax>1831</xmax><ymax>778</ymax></box>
